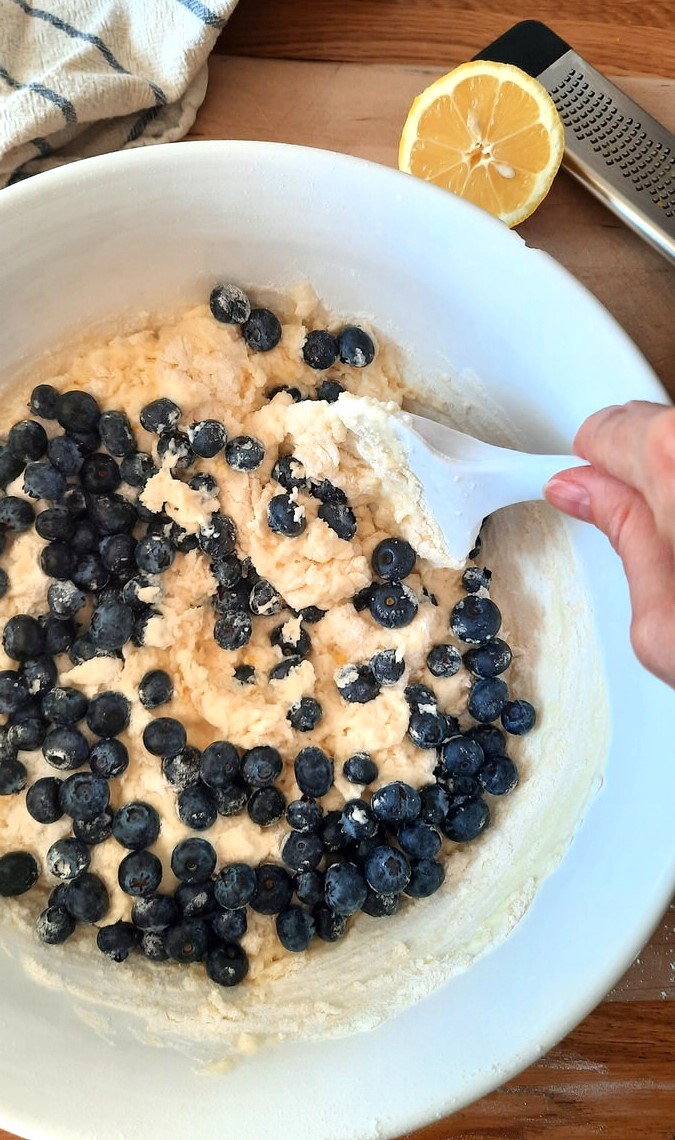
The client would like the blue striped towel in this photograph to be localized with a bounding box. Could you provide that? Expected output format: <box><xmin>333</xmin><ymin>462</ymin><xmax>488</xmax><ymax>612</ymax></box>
<box><xmin>0</xmin><ymin>0</ymin><xmax>239</xmax><ymax>187</ymax></box>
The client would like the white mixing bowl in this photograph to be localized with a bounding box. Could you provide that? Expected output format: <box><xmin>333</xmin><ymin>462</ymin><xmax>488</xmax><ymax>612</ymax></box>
<box><xmin>0</xmin><ymin>142</ymin><xmax>673</xmax><ymax>1140</ymax></box>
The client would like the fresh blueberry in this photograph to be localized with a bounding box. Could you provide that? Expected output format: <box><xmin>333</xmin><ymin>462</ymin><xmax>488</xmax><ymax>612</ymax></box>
<box><xmin>70</xmin><ymin>518</ymin><xmax>99</xmax><ymax>555</ymax></box>
<box><xmin>188</xmin><ymin>419</ymin><xmax>227</xmax><ymax>459</ymax></box>
<box><xmin>198</xmin><ymin>513</ymin><xmax>236</xmax><ymax>559</ymax></box>
<box><xmin>250</xmin><ymin>864</ymin><xmax>293</xmax><ymax>915</ymax></box>
<box><xmin>206</xmin><ymin>943</ymin><xmax>249</xmax><ymax>986</ymax></box>
<box><xmin>143</xmin><ymin>716</ymin><xmax>187</xmax><ymax>758</ymax></box>
<box><xmin>0</xmin><ymin>568</ymin><xmax>8</xmax><ymax>599</ymax></box>
<box><xmin>89</xmin><ymin>493</ymin><xmax>137</xmax><ymax>536</ymax></box>
<box><xmin>465</xmin><ymin>725</ymin><xmax>508</xmax><ymax>758</ymax></box>
<box><xmin>214</xmin><ymin>862</ymin><xmax>257</xmax><ymax>909</ymax></box>
<box><xmin>426</xmin><ymin>643</ymin><xmax>462</xmax><ymax>678</ymax></box>
<box><xmin>112</xmin><ymin>801</ymin><xmax>160</xmax><ymax>850</ymax></box>
<box><xmin>3</xmin><ymin>615</ymin><xmax>45</xmax><ymax>661</ymax></box>
<box><xmin>276</xmin><ymin>905</ymin><xmax>315</xmax><ymax>952</ymax></box>
<box><xmin>343</xmin><ymin>753</ymin><xmax>378</xmax><ymax>785</ymax></box>
<box><xmin>309</xmin><ymin>479</ymin><xmax>347</xmax><ymax>505</ymax></box>
<box><xmin>320</xmin><ymin>810</ymin><xmax>350</xmax><ymax>853</ymax></box>
<box><xmin>46</xmin><ymin>836</ymin><xmax>90</xmax><ymax>880</ymax></box>
<box><xmin>48</xmin><ymin>883</ymin><xmax>70</xmax><ymax>907</ymax></box>
<box><xmin>89</xmin><ymin>599</ymin><xmax>134</xmax><ymax>652</ymax></box>
<box><xmin>7</xmin><ymin>716</ymin><xmax>45</xmax><ymax>751</ymax></box>
<box><xmin>36</xmin><ymin>904</ymin><xmax>76</xmax><ymax>944</ymax></box>
<box><xmin>224</xmin><ymin>435</ymin><xmax>265</xmax><ymax>471</ymax></box>
<box><xmin>369</xmin><ymin>582</ymin><xmax>418</xmax><ymax>629</ymax></box>
<box><xmin>294</xmin><ymin>746</ymin><xmax>333</xmax><ymax>797</ymax></box>
<box><xmin>371</xmin><ymin>781</ymin><xmax>421</xmax><ymax>824</ymax></box>
<box><xmin>47</xmin><ymin>435</ymin><xmax>85</xmax><ymax>476</ymax></box>
<box><xmin>267</xmin><ymin>384</ymin><xmax>302</xmax><ymax>402</ymax></box>
<box><xmin>371</xmin><ymin>537</ymin><xmax>416</xmax><ymax>581</ymax></box>
<box><xmin>176</xmin><ymin>880</ymin><xmax>217</xmax><ymax>920</ymax></box>
<box><xmin>369</xmin><ymin>649</ymin><xmax>404</xmax><ymax>687</ymax></box>
<box><xmin>96</xmin><ymin>921</ymin><xmax>139</xmax><ymax>962</ymax></box>
<box><xmin>157</xmin><ymin>429</ymin><xmax>194</xmax><ymax>471</ymax></box>
<box><xmin>140</xmin><ymin>398</ymin><xmax>181</xmax><ymax>435</ymax></box>
<box><xmin>335</xmin><ymin>664</ymin><xmax>380</xmax><ymax>704</ymax></box>
<box><xmin>86</xmin><ymin>691</ymin><xmax>130</xmax><ymax>737</ymax></box>
<box><xmin>233</xmin><ymin>665</ymin><xmax>254</xmax><ymax>685</ymax></box>
<box><xmin>171</xmin><ymin>838</ymin><xmax>217</xmax><ymax>884</ymax></box>
<box><xmin>0</xmin><ymin>444</ymin><xmax>25</xmax><ymax>488</ymax></box>
<box><xmin>338</xmin><ymin>325</ymin><xmax>375</xmax><ymax>367</ymax></box>
<box><xmin>446</xmin><ymin>774</ymin><xmax>483</xmax><ymax>803</ymax></box>
<box><xmin>241</xmin><ymin>745</ymin><xmax>282</xmax><ymax>789</ymax></box>
<box><xmin>467</xmin><ymin>677</ymin><xmax>509</xmax><ymax>723</ymax></box>
<box><xmin>267</xmin><ymin>493</ymin><xmax>306</xmax><ymax>538</ymax></box>
<box><xmin>324</xmin><ymin>862</ymin><xmax>368</xmax><ymax>915</ymax></box>
<box><xmin>99</xmin><ymin>532</ymin><xmax>137</xmax><ymax>576</ymax></box>
<box><xmin>316</xmin><ymin>379</ymin><xmax>345</xmax><ymax>403</ymax></box>
<box><xmin>0</xmin><ymin>757</ymin><xmax>27</xmax><ymax>795</ymax></box>
<box><xmin>35</xmin><ymin>507</ymin><xmax>75</xmax><ymax>542</ymax></box>
<box><xmin>479</xmin><ymin>755</ymin><xmax>519</xmax><ymax>795</ymax></box>
<box><xmin>25</xmin><ymin>776</ymin><xmax>63</xmax><ymax>823</ymax></box>
<box><xmin>450</xmin><ymin>596</ymin><xmax>502</xmax><ymax>644</ymax></box>
<box><xmin>162</xmin><ymin>747</ymin><xmax>202</xmax><ymax>792</ymax></box>
<box><xmin>120</xmin><ymin>450</ymin><xmax>157</xmax><ymax>488</ymax></box>
<box><xmin>340</xmin><ymin>799</ymin><xmax>378</xmax><ymax>842</ymax></box>
<box><xmin>214</xmin><ymin>781</ymin><xmax>250</xmax><ymax>817</ymax></box>
<box><xmin>302</xmin><ymin>329</ymin><xmax>339</xmax><ymax>370</ymax></box>
<box><xmin>64</xmin><ymin>871</ymin><xmax>109</xmax><ymax>923</ymax></box>
<box><xmin>269</xmin><ymin>657</ymin><xmax>306</xmax><ymax>683</ymax></box>
<box><xmin>67</xmin><ymin>634</ymin><xmax>109</xmax><ymax>666</ymax></box>
<box><xmin>23</xmin><ymin>460</ymin><xmax>66</xmax><ymax>501</ymax></box>
<box><xmin>68</xmin><ymin>426</ymin><xmax>101</xmax><ymax>454</ymax></box>
<box><xmin>295</xmin><ymin>869</ymin><xmax>324</xmax><ymax>907</ymax></box>
<box><xmin>42</xmin><ymin>726</ymin><xmax>90</xmax><ymax>771</ymax></box>
<box><xmin>210</xmin><ymin>907</ymin><xmax>247</xmax><ymax>943</ymax></box>
<box><xmin>20</xmin><ymin>654</ymin><xmax>57</xmax><ymax>697</ymax></box>
<box><xmin>242</xmin><ymin>307</ymin><xmax>282</xmax><ymax>352</ymax></box>
<box><xmin>73</xmin><ymin>809</ymin><xmax>114</xmax><ymax>845</ymax></box>
<box><xmin>313</xmin><ymin>904</ymin><xmax>348</xmax><ymax>942</ymax></box>
<box><xmin>281</xmin><ymin>830</ymin><xmax>324</xmax><ymax>872</ymax></box>
<box><xmin>132</xmin><ymin>893</ymin><xmax>180</xmax><ymax>932</ymax></box>
<box><xmin>118</xmin><ymin>850</ymin><xmax>163</xmax><ymax>897</ymax></box>
<box><xmin>0</xmin><ymin>670</ymin><xmax>29</xmax><ymax>714</ymax></box>
<box><xmin>418</xmin><ymin>783</ymin><xmax>450</xmax><ymax>825</ymax></box>
<box><xmin>442</xmin><ymin>798</ymin><xmax>490</xmax><ymax>842</ymax></box>
<box><xmin>501</xmin><ymin>699</ymin><xmax>536</xmax><ymax>735</ymax></box>
<box><xmin>98</xmin><ymin>410</ymin><xmax>135</xmax><ymax>457</ymax></box>
<box><xmin>362</xmin><ymin>889</ymin><xmax>401</xmax><ymax>917</ymax></box>
<box><xmin>41</xmin><ymin>615</ymin><xmax>75</xmax><ymax>655</ymax></box>
<box><xmin>298</xmin><ymin>605</ymin><xmax>325</xmax><ymax>625</ymax></box>
<box><xmin>55</xmin><ymin>390</ymin><xmax>100</xmax><ymax>434</ymax></box>
<box><xmin>0</xmin><ymin>850</ymin><xmax>39</xmax><ymax>896</ymax></box>
<box><xmin>0</xmin><ymin>496</ymin><xmax>34</xmax><ymax>532</ymax></box>
<box><xmin>318</xmin><ymin>501</ymin><xmax>356</xmax><ymax>540</ymax></box>
<box><xmin>286</xmin><ymin>796</ymin><xmax>323</xmax><ymax>833</ymax></box>
<box><xmin>59</xmin><ymin>772</ymin><xmax>109</xmax><ymax>820</ymax></box>
<box><xmin>139</xmin><ymin>931</ymin><xmax>168</xmax><ymax>960</ymax></box>
<box><xmin>213</xmin><ymin>604</ymin><xmax>252</xmax><ymax>652</ymax></box>
<box><xmin>137</xmin><ymin>669</ymin><xmax>173</xmax><ymax>711</ymax></box>
<box><xmin>463</xmin><ymin>638</ymin><xmax>513</xmax><ymax>678</ymax></box>
<box><xmin>441</xmin><ymin>735</ymin><xmax>485</xmax><ymax>777</ymax></box>
<box><xmin>404</xmin><ymin>858</ymin><xmax>446</xmax><ymax>898</ymax></box>
<box><xmin>287</xmin><ymin>696</ymin><xmax>322</xmax><ymax>731</ymax></box>
<box><xmin>247</xmin><ymin>786</ymin><xmax>286</xmax><ymax>826</ymax></box>
<box><xmin>197</xmin><ymin>741</ymin><xmax>238</xmax><ymax>790</ymax></box>
<box><xmin>177</xmin><ymin>782</ymin><xmax>218</xmax><ymax>831</ymax></box>
<box><xmin>8</xmin><ymin>419</ymin><xmax>48</xmax><ymax>462</ymax></box>
<box><xmin>80</xmin><ymin>452</ymin><xmax>121</xmax><ymax>494</ymax></box>
<box><xmin>408</xmin><ymin>708</ymin><xmax>456</xmax><ymax>749</ymax></box>
<box><xmin>270</xmin><ymin>621</ymin><xmax>311</xmax><ymax>658</ymax></box>
<box><xmin>135</xmin><ymin>533</ymin><xmax>175</xmax><ymax>575</ymax></box>
<box><xmin>29</xmin><ymin>383</ymin><xmax>59</xmax><ymax>419</ymax></box>
<box><xmin>40</xmin><ymin>541</ymin><xmax>76</xmax><ymax>580</ymax></box>
<box><xmin>271</xmin><ymin>455</ymin><xmax>307</xmax><ymax>493</ymax></box>
<box><xmin>209</xmin><ymin>283</ymin><xmax>251</xmax><ymax>324</ymax></box>
<box><xmin>397</xmin><ymin>820</ymin><xmax>442</xmax><ymax>859</ymax></box>
<box><xmin>364</xmin><ymin>845</ymin><xmax>411</xmax><ymax>894</ymax></box>
<box><xmin>462</xmin><ymin>565</ymin><xmax>493</xmax><ymax>593</ymax></box>
<box><xmin>71</xmin><ymin>554</ymin><xmax>110</xmax><ymax>593</ymax></box>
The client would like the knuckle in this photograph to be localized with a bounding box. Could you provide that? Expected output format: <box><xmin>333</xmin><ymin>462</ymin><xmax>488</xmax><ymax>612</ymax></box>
<box><xmin>646</xmin><ymin>408</ymin><xmax>675</xmax><ymax>479</ymax></box>
<box><xmin>630</xmin><ymin>611</ymin><xmax>661</xmax><ymax>676</ymax></box>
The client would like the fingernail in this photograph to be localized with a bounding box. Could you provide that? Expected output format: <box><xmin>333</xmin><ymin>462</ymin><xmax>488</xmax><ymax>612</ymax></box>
<box><xmin>544</xmin><ymin>475</ymin><xmax>592</xmax><ymax>522</ymax></box>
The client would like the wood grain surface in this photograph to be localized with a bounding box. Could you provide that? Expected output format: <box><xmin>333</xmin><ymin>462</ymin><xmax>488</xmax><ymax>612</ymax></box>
<box><xmin>218</xmin><ymin>0</ymin><xmax>675</xmax><ymax>78</ymax></box>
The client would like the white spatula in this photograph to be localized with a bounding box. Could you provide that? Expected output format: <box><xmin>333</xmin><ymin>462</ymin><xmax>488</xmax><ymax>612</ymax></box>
<box><xmin>392</xmin><ymin>412</ymin><xmax>587</xmax><ymax>564</ymax></box>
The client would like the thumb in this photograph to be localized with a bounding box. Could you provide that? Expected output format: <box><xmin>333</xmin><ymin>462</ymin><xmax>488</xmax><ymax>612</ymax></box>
<box><xmin>545</xmin><ymin>466</ymin><xmax>675</xmax><ymax>685</ymax></box>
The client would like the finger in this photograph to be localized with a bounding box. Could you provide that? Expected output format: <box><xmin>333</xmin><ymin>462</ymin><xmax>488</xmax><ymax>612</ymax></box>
<box><xmin>573</xmin><ymin>401</ymin><xmax>672</xmax><ymax>498</ymax></box>
<box><xmin>545</xmin><ymin>466</ymin><xmax>675</xmax><ymax>687</ymax></box>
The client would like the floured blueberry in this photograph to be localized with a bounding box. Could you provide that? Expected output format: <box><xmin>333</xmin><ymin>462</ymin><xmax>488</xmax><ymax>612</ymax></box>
<box><xmin>462</xmin><ymin>566</ymin><xmax>492</xmax><ymax>593</ymax></box>
<box><xmin>157</xmin><ymin>430</ymin><xmax>194</xmax><ymax>471</ymax></box>
<box><xmin>247</xmin><ymin>786</ymin><xmax>286</xmax><ymax>826</ymax></box>
<box><xmin>369</xmin><ymin>648</ymin><xmax>405</xmax><ymax>686</ymax></box>
<box><xmin>211</xmin><ymin>907</ymin><xmax>247</xmax><ymax>942</ymax></box>
<box><xmin>0</xmin><ymin>497</ymin><xmax>34</xmax><ymax>532</ymax></box>
<box><xmin>42</xmin><ymin>726</ymin><xmax>90</xmax><ymax>771</ymax></box>
<box><xmin>214</xmin><ymin>606</ymin><xmax>252</xmax><ymax>651</ymax></box>
<box><xmin>140</xmin><ymin>398</ymin><xmax>181</xmax><ymax>435</ymax></box>
<box><xmin>335</xmin><ymin>664</ymin><xmax>380</xmax><ymax>704</ymax></box>
<box><xmin>316</xmin><ymin>379</ymin><xmax>344</xmax><ymax>403</ymax></box>
<box><xmin>337</xmin><ymin>326</ymin><xmax>375</xmax><ymax>367</ymax></box>
<box><xmin>249</xmin><ymin>578</ymin><xmax>284</xmax><ymax>616</ymax></box>
<box><xmin>267</xmin><ymin>493</ymin><xmax>306</xmax><ymax>537</ymax></box>
<box><xmin>371</xmin><ymin>781</ymin><xmax>421</xmax><ymax>824</ymax></box>
<box><xmin>37</xmin><ymin>904</ymin><xmax>76</xmax><ymax>945</ymax></box>
<box><xmin>287</xmin><ymin>696</ymin><xmax>322</xmax><ymax>731</ymax></box>
<box><xmin>214</xmin><ymin>863</ymin><xmax>257</xmax><ymax>910</ymax></box>
<box><xmin>463</xmin><ymin>638</ymin><xmax>512</xmax><ymax>678</ymax></box>
<box><xmin>0</xmin><ymin>758</ymin><xmax>27</xmax><ymax>795</ymax></box>
<box><xmin>426</xmin><ymin>643</ymin><xmax>461</xmax><ymax>678</ymax></box>
<box><xmin>369</xmin><ymin>582</ymin><xmax>418</xmax><ymax>628</ymax></box>
<box><xmin>286</xmin><ymin>796</ymin><xmax>323</xmax><ymax>833</ymax></box>
<box><xmin>313</xmin><ymin>904</ymin><xmax>347</xmax><ymax>941</ymax></box>
<box><xmin>343</xmin><ymin>753</ymin><xmax>378</xmax><ymax>785</ymax></box>
<box><xmin>98</xmin><ymin>410</ymin><xmax>135</xmax><ymax>457</ymax></box>
<box><xmin>269</xmin><ymin>655</ymin><xmax>303</xmax><ymax>681</ymax></box>
<box><xmin>225</xmin><ymin>435</ymin><xmax>264</xmax><ymax>471</ymax></box>
<box><xmin>188</xmin><ymin>419</ymin><xmax>227</xmax><ymax>458</ymax></box>
<box><xmin>46</xmin><ymin>836</ymin><xmax>90</xmax><ymax>880</ymax></box>
<box><xmin>209</xmin><ymin>283</ymin><xmax>251</xmax><ymax>325</ymax></box>
<box><xmin>271</xmin><ymin>455</ymin><xmax>307</xmax><ymax>492</ymax></box>
<box><xmin>303</xmin><ymin>329</ymin><xmax>339</xmax><ymax>370</ymax></box>
<box><xmin>318</xmin><ymin>501</ymin><xmax>356</xmax><ymax>540</ymax></box>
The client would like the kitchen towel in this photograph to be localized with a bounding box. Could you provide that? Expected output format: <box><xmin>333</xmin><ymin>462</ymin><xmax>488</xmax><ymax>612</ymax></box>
<box><xmin>0</xmin><ymin>0</ymin><xmax>238</xmax><ymax>188</ymax></box>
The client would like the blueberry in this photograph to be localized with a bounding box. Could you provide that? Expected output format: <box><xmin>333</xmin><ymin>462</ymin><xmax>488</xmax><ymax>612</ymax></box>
<box><xmin>340</xmin><ymin>799</ymin><xmax>378</xmax><ymax>842</ymax></box>
<box><xmin>0</xmin><ymin>496</ymin><xmax>34</xmax><ymax>532</ymax></box>
<box><xmin>371</xmin><ymin>781</ymin><xmax>421</xmax><ymax>824</ymax></box>
<box><xmin>324</xmin><ymin>862</ymin><xmax>368</xmax><ymax>915</ymax></box>
<box><xmin>70</xmin><ymin>518</ymin><xmax>99</xmax><ymax>555</ymax></box>
<box><xmin>157</xmin><ymin>429</ymin><xmax>194</xmax><ymax>471</ymax></box>
<box><xmin>171</xmin><ymin>838</ymin><xmax>217</xmax><ymax>884</ymax></box>
<box><xmin>501</xmin><ymin>699</ymin><xmax>536</xmax><ymax>735</ymax></box>
<box><xmin>7</xmin><ymin>716</ymin><xmax>45</xmax><ymax>751</ymax></box>
<box><xmin>233</xmin><ymin>665</ymin><xmax>254</xmax><ymax>686</ymax></box>
<box><xmin>215</xmin><ymin>782</ymin><xmax>250</xmax><ymax>819</ymax></box>
<box><xmin>214</xmin><ymin>863</ymin><xmax>257</xmax><ymax>910</ymax></box>
<box><xmin>135</xmin><ymin>533</ymin><xmax>175</xmax><ymax>576</ymax></box>
<box><xmin>86</xmin><ymin>691</ymin><xmax>130</xmax><ymax>737</ymax></box>
<box><xmin>287</xmin><ymin>697</ymin><xmax>322</xmax><ymax>732</ymax></box>
<box><xmin>0</xmin><ymin>850</ymin><xmax>39</xmax><ymax>896</ymax></box>
<box><xmin>68</xmin><ymin>426</ymin><xmax>101</xmax><ymax>454</ymax></box>
<box><xmin>267</xmin><ymin>384</ymin><xmax>302</xmax><ymax>402</ymax></box>
<box><xmin>176</xmin><ymin>880</ymin><xmax>217</xmax><ymax>920</ymax></box>
<box><xmin>286</xmin><ymin>796</ymin><xmax>323</xmax><ymax>833</ymax></box>
<box><xmin>40</xmin><ymin>541</ymin><xmax>76</xmax><ymax>580</ymax></box>
<box><xmin>96</xmin><ymin>921</ymin><xmax>139</xmax><ymax>962</ymax></box>
<box><xmin>249</xmin><ymin>579</ymin><xmax>285</xmax><ymax>616</ymax></box>
<box><xmin>118</xmin><ymin>850</ymin><xmax>163</xmax><ymax>897</ymax></box>
<box><xmin>206</xmin><ymin>942</ymin><xmax>249</xmax><ymax>986</ymax></box>
<box><xmin>67</xmin><ymin>634</ymin><xmax>108</xmax><ymax>666</ymax></box>
<box><xmin>3</xmin><ymin>615</ymin><xmax>45</xmax><ymax>661</ymax></box>
<box><xmin>441</xmin><ymin>735</ymin><xmax>485</xmax><ymax>777</ymax></box>
<box><xmin>139</xmin><ymin>931</ymin><xmax>168</xmax><ymax>960</ymax></box>
<box><xmin>364</xmin><ymin>845</ymin><xmax>411</xmax><ymax>894</ymax></box>
<box><xmin>267</xmin><ymin>493</ymin><xmax>306</xmax><ymax>538</ymax></box>
<box><xmin>55</xmin><ymin>390</ymin><xmax>99</xmax><ymax>434</ymax></box>
<box><xmin>294</xmin><ymin>746</ymin><xmax>333</xmax><ymax>797</ymax></box>
<box><xmin>211</xmin><ymin>555</ymin><xmax>242</xmax><ymax>591</ymax></box>
<box><xmin>426</xmin><ymin>643</ymin><xmax>462</xmax><ymax>678</ymax></box>
<box><xmin>80</xmin><ymin>452</ymin><xmax>121</xmax><ymax>494</ymax></box>
<box><xmin>97</xmin><ymin>410</ymin><xmax>135</xmax><ymax>457</ymax></box>
<box><xmin>300</xmin><ymin>328</ymin><xmax>338</xmax><ymax>371</ymax></box>
<box><xmin>320</xmin><ymin>810</ymin><xmax>350</xmax><ymax>853</ymax></box>
<box><xmin>0</xmin><ymin>757</ymin><xmax>27</xmax><ymax>795</ymax></box>
<box><xmin>467</xmin><ymin>677</ymin><xmax>509</xmax><ymax>723</ymax></box>
<box><xmin>46</xmin><ymin>836</ymin><xmax>90</xmax><ymax>880</ymax></box>
<box><xmin>99</xmin><ymin>532</ymin><xmax>137</xmax><ymax>576</ymax></box>
<box><xmin>130</xmin><ymin>606</ymin><xmax>158</xmax><ymax>648</ymax></box>
<box><xmin>362</xmin><ymin>888</ymin><xmax>401</xmax><ymax>918</ymax></box>
<box><xmin>60</xmin><ymin>487</ymin><xmax>87</xmax><ymax>519</ymax></box>
<box><xmin>247</xmin><ymin>786</ymin><xmax>286</xmax><ymax>826</ymax></box>
<box><xmin>140</xmin><ymin>398</ymin><xmax>181</xmax><ymax>435</ymax></box>
<box><xmin>442</xmin><ymin>798</ymin><xmax>490</xmax><ymax>842</ymax></box>
<box><xmin>318</xmin><ymin>501</ymin><xmax>356</xmax><ymax>540</ymax></box>
<box><xmin>270</xmin><ymin>621</ymin><xmax>311</xmax><ymax>659</ymax></box>
<box><xmin>187</xmin><ymin>419</ymin><xmax>227</xmax><ymax>459</ymax></box>
<box><xmin>404</xmin><ymin>683</ymin><xmax>438</xmax><ymax>710</ymax></box>
<box><xmin>36</xmin><ymin>904</ymin><xmax>76</xmax><ymax>944</ymax></box>
<box><xmin>132</xmin><ymin>893</ymin><xmax>180</xmax><ymax>932</ymax></box>
<box><xmin>214</xmin><ymin>607</ymin><xmax>252</xmax><ymax>651</ymax></box>
<box><xmin>20</xmin><ymin>654</ymin><xmax>57</xmax><ymax>697</ymax></box>
<box><xmin>479</xmin><ymin>755</ymin><xmax>519</xmax><ymax>795</ymax></box>
<box><xmin>281</xmin><ymin>830</ymin><xmax>324</xmax><ymax>872</ymax></box>
<box><xmin>369</xmin><ymin>582</ymin><xmax>418</xmax><ymax>629</ymax></box>
<box><xmin>162</xmin><ymin>746</ymin><xmax>203</xmax><ymax>791</ymax></box>
<box><xmin>371</xmin><ymin>537</ymin><xmax>416</xmax><ymax>581</ymax></box>
<box><xmin>276</xmin><ymin>905</ymin><xmax>315</xmax><ymax>952</ymax></box>
<box><xmin>450</xmin><ymin>596</ymin><xmax>502</xmax><ymax>644</ymax></box>
<box><xmin>240</xmin><ymin>745</ymin><xmax>282</xmax><ymax>789</ymax></box>
<box><xmin>0</xmin><ymin>670</ymin><xmax>29</xmax><ymax>713</ymax></box>
<box><xmin>418</xmin><ymin>783</ymin><xmax>450</xmax><ymax>825</ymax></box>
<box><xmin>47</xmin><ymin>579</ymin><xmax>87</xmax><ymax>623</ymax></box>
<box><xmin>242</xmin><ymin>307</ymin><xmax>282</xmax><ymax>352</ymax></box>
<box><xmin>72</xmin><ymin>553</ymin><xmax>110</xmax><ymax>593</ymax></box>
<box><xmin>343</xmin><ymin>753</ymin><xmax>378</xmax><ymax>785</ymax></box>
<box><xmin>121</xmin><ymin>575</ymin><xmax>155</xmax><ymax>612</ymax></box>
<box><xmin>41</xmin><ymin>615</ymin><xmax>76</xmax><ymax>655</ymax></box>
<box><xmin>198</xmin><ymin>513</ymin><xmax>236</xmax><ymax>559</ymax></box>
<box><xmin>335</xmin><ymin>664</ymin><xmax>380</xmax><ymax>704</ymax></box>
<box><xmin>225</xmin><ymin>435</ymin><xmax>266</xmax><ymax>474</ymax></box>
<box><xmin>90</xmin><ymin>493</ymin><xmax>138</xmax><ymax>536</ymax></box>
<box><xmin>397</xmin><ymin>820</ymin><xmax>442</xmax><ymax>859</ymax></box>
<box><xmin>59</xmin><ymin>773</ymin><xmax>109</xmax><ymax>820</ymax></box>
<box><xmin>446</xmin><ymin>774</ymin><xmax>482</xmax><ymax>803</ymax></box>
<box><xmin>271</xmin><ymin>455</ymin><xmax>307</xmax><ymax>492</ymax></box>
<box><xmin>25</xmin><ymin>777</ymin><xmax>63</xmax><ymax>823</ymax></box>
<box><xmin>177</xmin><ymin>782</ymin><xmax>218</xmax><ymax>830</ymax></box>
<box><xmin>408</xmin><ymin>708</ymin><xmax>456</xmax><ymax>749</ymax></box>
<box><xmin>0</xmin><ymin>568</ymin><xmax>8</xmax><ymax>599</ymax></box>
<box><xmin>23</xmin><ymin>460</ymin><xmax>66</xmax><ymax>501</ymax></box>
<box><xmin>113</xmin><ymin>801</ymin><xmax>160</xmax><ymax>850</ymax></box>
<box><xmin>188</xmin><ymin>472</ymin><xmax>219</xmax><ymax>499</ymax></box>
<box><xmin>0</xmin><ymin>444</ymin><xmax>25</xmax><ymax>488</ymax></box>
<box><xmin>299</xmin><ymin>605</ymin><xmax>325</xmax><ymax>625</ymax></box>
<box><xmin>143</xmin><ymin>716</ymin><xmax>187</xmax><ymax>758</ymax></box>
<box><xmin>209</xmin><ymin>283</ymin><xmax>251</xmax><ymax>324</ymax></box>
<box><xmin>462</xmin><ymin>565</ymin><xmax>492</xmax><ymax>593</ymax></box>
<box><xmin>46</xmin><ymin>435</ymin><xmax>85</xmax><ymax>477</ymax></box>
<box><xmin>29</xmin><ymin>383</ymin><xmax>59</xmax><ymax>419</ymax></box>
<box><xmin>309</xmin><ymin>479</ymin><xmax>347</xmax><ymax>505</ymax></box>
<box><xmin>73</xmin><ymin>809</ymin><xmax>114</xmax><ymax>845</ymax></box>
<box><xmin>367</xmin><ymin>651</ymin><xmax>403</xmax><ymax>690</ymax></box>
<box><xmin>250</xmin><ymin>864</ymin><xmax>293</xmax><ymax>915</ymax></box>
<box><xmin>210</xmin><ymin>908</ymin><xmax>247</xmax><ymax>942</ymax></box>
<box><xmin>338</xmin><ymin>325</ymin><xmax>375</xmax><ymax>367</ymax></box>
<box><xmin>137</xmin><ymin>669</ymin><xmax>173</xmax><ymax>710</ymax></box>
<box><xmin>316</xmin><ymin>379</ymin><xmax>345</xmax><ymax>403</ymax></box>
<box><xmin>64</xmin><ymin>871</ymin><xmax>109</xmax><ymax>923</ymax></box>
<box><xmin>8</xmin><ymin>419</ymin><xmax>48</xmax><ymax>462</ymax></box>
<box><xmin>48</xmin><ymin>883</ymin><xmax>70</xmax><ymax>907</ymax></box>
<box><xmin>405</xmin><ymin>858</ymin><xmax>446</xmax><ymax>898</ymax></box>
<box><xmin>166</xmin><ymin>919</ymin><xmax>210</xmax><ymax>963</ymax></box>
<box><xmin>42</xmin><ymin>726</ymin><xmax>90</xmax><ymax>770</ymax></box>
<box><xmin>120</xmin><ymin>451</ymin><xmax>156</xmax><ymax>488</ymax></box>
<box><xmin>463</xmin><ymin>638</ymin><xmax>513</xmax><ymax>678</ymax></box>
<box><xmin>313</xmin><ymin>904</ymin><xmax>348</xmax><ymax>942</ymax></box>
<box><xmin>295</xmin><ymin>869</ymin><xmax>324</xmax><ymax>907</ymax></box>
<box><xmin>35</xmin><ymin>506</ymin><xmax>74</xmax><ymax>543</ymax></box>
<box><xmin>198</xmin><ymin>741</ymin><xmax>239</xmax><ymax>789</ymax></box>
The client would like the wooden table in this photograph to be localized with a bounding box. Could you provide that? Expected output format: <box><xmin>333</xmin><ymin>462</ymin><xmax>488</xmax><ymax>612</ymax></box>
<box><xmin>3</xmin><ymin>4</ymin><xmax>674</xmax><ymax>1139</ymax></box>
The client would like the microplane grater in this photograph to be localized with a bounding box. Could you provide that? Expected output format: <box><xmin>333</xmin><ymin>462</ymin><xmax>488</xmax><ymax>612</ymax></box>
<box><xmin>475</xmin><ymin>21</ymin><xmax>675</xmax><ymax>265</ymax></box>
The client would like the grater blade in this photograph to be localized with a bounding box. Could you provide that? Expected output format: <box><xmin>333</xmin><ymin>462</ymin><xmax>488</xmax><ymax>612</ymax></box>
<box><xmin>475</xmin><ymin>21</ymin><xmax>675</xmax><ymax>266</ymax></box>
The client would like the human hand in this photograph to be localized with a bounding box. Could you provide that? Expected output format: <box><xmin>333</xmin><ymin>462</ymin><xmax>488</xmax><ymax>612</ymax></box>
<box><xmin>544</xmin><ymin>400</ymin><xmax>675</xmax><ymax>688</ymax></box>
